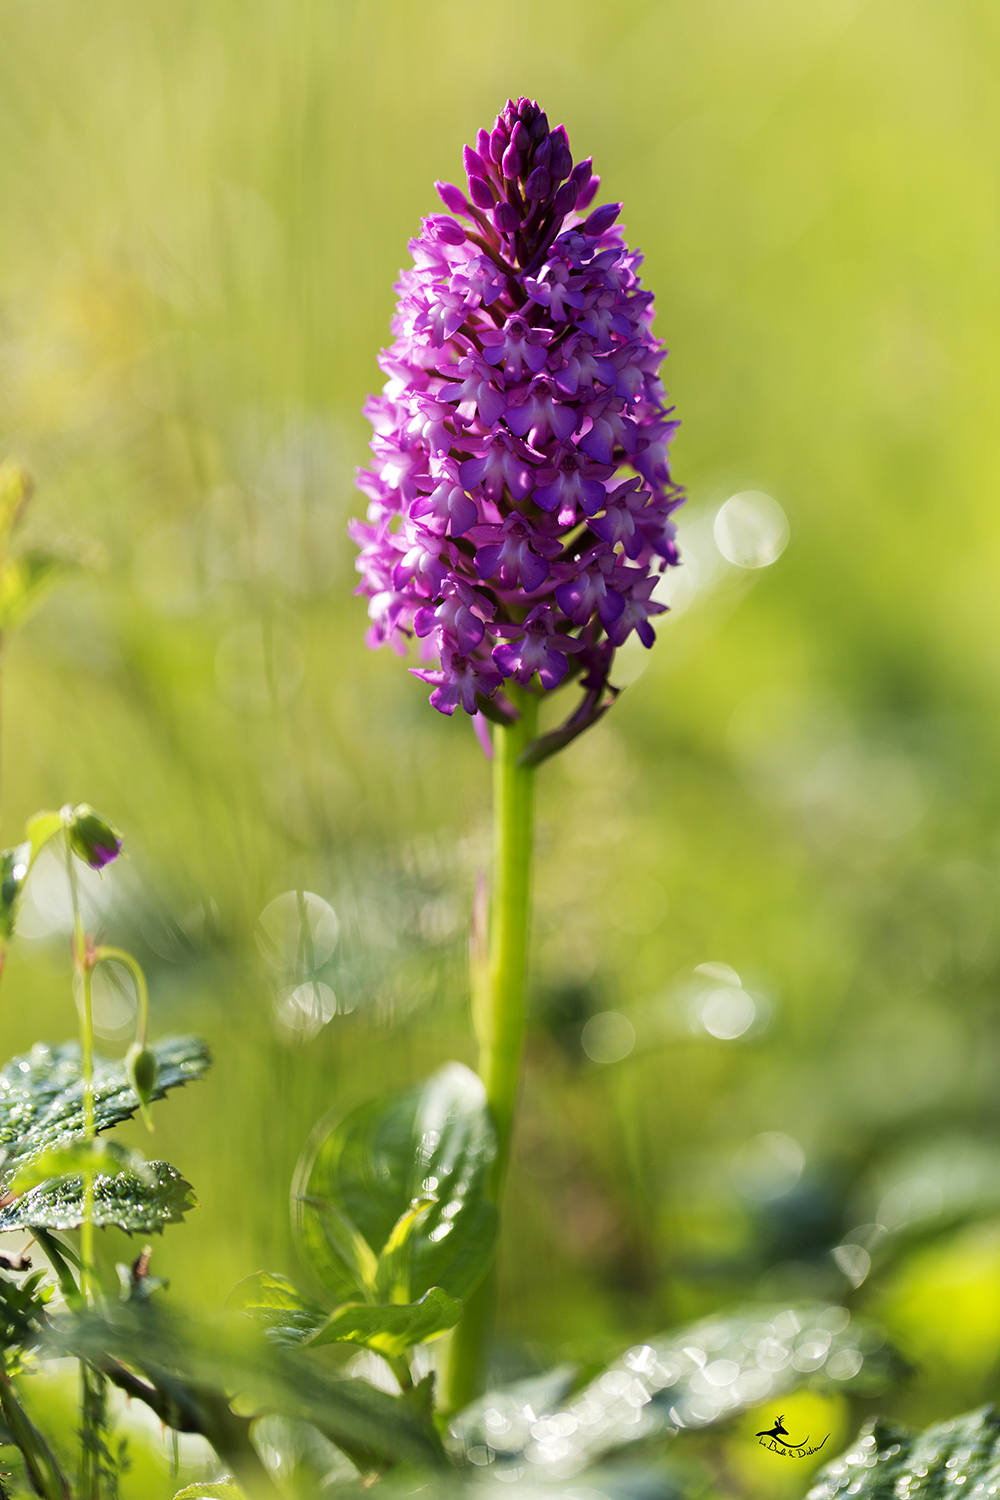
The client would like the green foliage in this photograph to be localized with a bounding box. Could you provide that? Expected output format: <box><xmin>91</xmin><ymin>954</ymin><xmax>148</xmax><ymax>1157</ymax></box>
<box><xmin>0</xmin><ymin>1159</ymin><xmax>196</xmax><ymax>1233</ymax></box>
<box><xmin>56</xmin><ymin>1302</ymin><xmax>449</xmax><ymax>1472</ymax></box>
<box><xmin>0</xmin><ymin>843</ymin><xmax>29</xmax><ymax>943</ymax></box>
<box><xmin>226</xmin><ymin>1271</ymin><xmax>326</xmax><ymax>1348</ymax></box>
<box><xmin>229</xmin><ymin>1271</ymin><xmax>461</xmax><ymax>1359</ymax></box>
<box><xmin>5</xmin><ymin>1137</ymin><xmax>153</xmax><ymax>1195</ymax></box>
<box><xmin>293</xmin><ymin>1063</ymin><xmax>497</xmax><ymax>1307</ymax></box>
<box><xmin>0</xmin><ymin>1268</ymin><xmax>51</xmax><ymax>1362</ymax></box>
<box><xmin>22</xmin><ymin>811</ymin><xmax>64</xmax><ymax>868</ymax></box>
<box><xmin>308</xmin><ymin>1286</ymin><xmax>462</xmax><ymax>1357</ymax></box>
<box><xmin>172</xmin><ymin>1485</ymin><xmax>243</xmax><ymax>1499</ymax></box>
<box><xmin>0</xmin><ymin>1034</ymin><xmax>211</xmax><ymax>1171</ymax></box>
<box><xmin>806</xmin><ymin>1404</ymin><xmax>1000</xmax><ymax>1499</ymax></box>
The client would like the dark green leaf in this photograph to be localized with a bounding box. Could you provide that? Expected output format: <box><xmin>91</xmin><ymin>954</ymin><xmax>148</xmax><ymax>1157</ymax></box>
<box><xmin>309</xmin><ymin>1286</ymin><xmax>462</xmax><ymax>1357</ymax></box>
<box><xmin>226</xmin><ymin>1271</ymin><xmax>326</xmax><ymax>1348</ymax></box>
<box><xmin>0</xmin><ymin>1034</ymin><xmax>211</xmax><ymax>1180</ymax></box>
<box><xmin>450</xmin><ymin>1303</ymin><xmax>904</xmax><ymax>1470</ymax></box>
<box><xmin>293</xmin><ymin>1062</ymin><xmax>496</xmax><ymax>1306</ymax></box>
<box><xmin>0</xmin><ymin>1160</ymin><xmax>197</xmax><ymax>1233</ymax></box>
<box><xmin>806</xmin><ymin>1405</ymin><xmax>1000</xmax><ymax>1499</ymax></box>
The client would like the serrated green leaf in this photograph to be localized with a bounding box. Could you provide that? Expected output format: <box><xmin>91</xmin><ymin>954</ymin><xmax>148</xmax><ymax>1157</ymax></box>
<box><xmin>23</xmin><ymin>811</ymin><xmax>63</xmax><ymax>869</ymax></box>
<box><xmin>0</xmin><ymin>1160</ymin><xmax>197</xmax><ymax>1233</ymax></box>
<box><xmin>309</xmin><ymin>1286</ymin><xmax>462</xmax><ymax>1357</ymax></box>
<box><xmin>450</xmin><ymin>1303</ymin><xmax>904</xmax><ymax>1470</ymax></box>
<box><xmin>226</xmin><ymin>1271</ymin><xmax>326</xmax><ymax>1347</ymax></box>
<box><xmin>0</xmin><ymin>1034</ymin><xmax>211</xmax><ymax>1179</ymax></box>
<box><xmin>0</xmin><ymin>841</ymin><xmax>30</xmax><ymax>942</ymax></box>
<box><xmin>6</xmin><ymin>1138</ymin><xmax>152</xmax><ymax>1195</ymax></box>
<box><xmin>805</xmin><ymin>1405</ymin><xmax>1000</xmax><ymax>1499</ymax></box>
<box><xmin>173</xmin><ymin>1484</ymin><xmax>243</xmax><ymax>1499</ymax></box>
<box><xmin>293</xmin><ymin>1063</ymin><xmax>497</xmax><ymax>1307</ymax></box>
<box><xmin>0</xmin><ymin>549</ymin><xmax>71</xmax><ymax>633</ymax></box>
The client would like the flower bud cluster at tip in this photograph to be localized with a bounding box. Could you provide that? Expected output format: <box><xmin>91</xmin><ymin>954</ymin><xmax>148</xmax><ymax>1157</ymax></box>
<box><xmin>350</xmin><ymin>96</ymin><xmax>684</xmax><ymax>720</ymax></box>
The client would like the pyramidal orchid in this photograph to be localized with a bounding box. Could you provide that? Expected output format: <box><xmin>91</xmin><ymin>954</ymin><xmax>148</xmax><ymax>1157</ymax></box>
<box><xmin>350</xmin><ymin>96</ymin><xmax>683</xmax><ymax>763</ymax></box>
<box><xmin>350</xmin><ymin>100</ymin><xmax>685</xmax><ymax>1410</ymax></box>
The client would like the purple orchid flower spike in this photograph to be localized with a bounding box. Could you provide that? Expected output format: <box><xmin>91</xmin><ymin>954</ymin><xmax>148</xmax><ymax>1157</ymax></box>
<box><xmin>350</xmin><ymin>97</ymin><xmax>684</xmax><ymax>761</ymax></box>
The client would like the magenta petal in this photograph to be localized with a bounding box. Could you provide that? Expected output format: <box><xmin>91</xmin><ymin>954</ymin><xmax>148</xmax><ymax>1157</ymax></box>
<box><xmin>520</xmin><ymin>551</ymin><xmax>549</xmax><ymax>593</ymax></box>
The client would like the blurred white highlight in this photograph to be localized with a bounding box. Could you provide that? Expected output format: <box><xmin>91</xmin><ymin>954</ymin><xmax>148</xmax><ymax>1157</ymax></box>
<box><xmin>713</xmin><ymin>491</ymin><xmax>789</xmax><ymax>568</ymax></box>
<box><xmin>581</xmin><ymin>1011</ymin><xmax>635</xmax><ymax>1064</ymax></box>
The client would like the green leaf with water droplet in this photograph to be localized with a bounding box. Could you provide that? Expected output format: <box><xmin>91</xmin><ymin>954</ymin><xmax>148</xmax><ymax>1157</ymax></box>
<box><xmin>6</xmin><ymin>1137</ymin><xmax>152</xmax><ymax>1195</ymax></box>
<box><xmin>805</xmin><ymin>1405</ymin><xmax>1000</xmax><ymax>1499</ymax></box>
<box><xmin>292</xmin><ymin>1062</ymin><xmax>496</xmax><ymax>1306</ymax></box>
<box><xmin>0</xmin><ymin>1159</ymin><xmax>196</xmax><ymax>1233</ymax></box>
<box><xmin>0</xmin><ymin>1034</ymin><xmax>211</xmax><ymax>1179</ymax></box>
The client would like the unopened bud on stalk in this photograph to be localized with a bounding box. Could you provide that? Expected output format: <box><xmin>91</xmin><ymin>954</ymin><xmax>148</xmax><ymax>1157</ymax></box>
<box><xmin>66</xmin><ymin>804</ymin><xmax>123</xmax><ymax>870</ymax></box>
<box><xmin>126</xmin><ymin>1042</ymin><xmax>158</xmax><ymax>1132</ymax></box>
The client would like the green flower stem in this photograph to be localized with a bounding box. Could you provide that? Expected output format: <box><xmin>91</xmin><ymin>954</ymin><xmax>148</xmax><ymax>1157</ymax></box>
<box><xmin>478</xmin><ymin>684</ymin><xmax>539</xmax><ymax>1190</ymax></box>
<box><xmin>446</xmin><ymin>684</ymin><xmax>538</xmax><ymax>1411</ymax></box>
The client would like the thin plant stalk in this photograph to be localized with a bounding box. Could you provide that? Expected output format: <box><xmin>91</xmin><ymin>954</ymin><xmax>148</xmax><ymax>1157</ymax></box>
<box><xmin>446</xmin><ymin>685</ymin><xmax>538</xmax><ymax>1409</ymax></box>
<box><xmin>94</xmin><ymin>946</ymin><xmax>149</xmax><ymax>1047</ymax></box>
<box><xmin>65</xmin><ymin>833</ymin><xmax>102</xmax><ymax>1498</ymax></box>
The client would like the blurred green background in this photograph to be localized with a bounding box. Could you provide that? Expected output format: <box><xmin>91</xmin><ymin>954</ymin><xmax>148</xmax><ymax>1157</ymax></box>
<box><xmin>2</xmin><ymin>0</ymin><xmax>1000</xmax><ymax>1491</ymax></box>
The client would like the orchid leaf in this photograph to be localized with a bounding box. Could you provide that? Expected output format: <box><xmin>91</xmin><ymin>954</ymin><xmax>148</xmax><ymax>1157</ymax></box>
<box><xmin>0</xmin><ymin>1034</ymin><xmax>211</xmax><ymax>1178</ymax></box>
<box><xmin>293</xmin><ymin>1063</ymin><xmax>496</xmax><ymax>1307</ymax></box>
<box><xmin>308</xmin><ymin>1286</ymin><xmax>462</xmax><ymax>1357</ymax></box>
<box><xmin>0</xmin><ymin>1160</ymin><xmax>196</xmax><ymax>1233</ymax></box>
<box><xmin>806</xmin><ymin>1405</ymin><xmax>1000</xmax><ymax>1499</ymax></box>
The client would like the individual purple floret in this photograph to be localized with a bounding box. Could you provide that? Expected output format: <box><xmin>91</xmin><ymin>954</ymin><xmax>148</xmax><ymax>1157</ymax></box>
<box><xmin>349</xmin><ymin>97</ymin><xmax>683</xmax><ymax>753</ymax></box>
